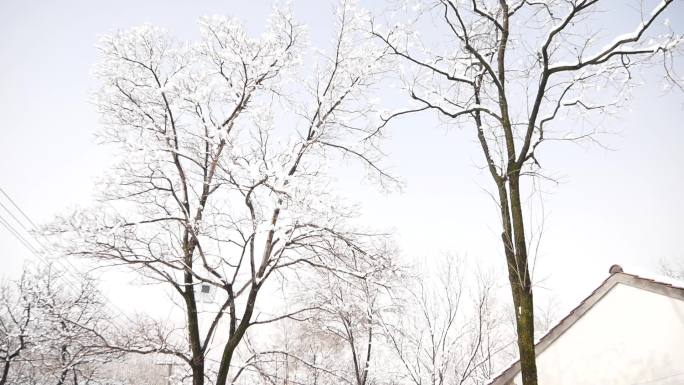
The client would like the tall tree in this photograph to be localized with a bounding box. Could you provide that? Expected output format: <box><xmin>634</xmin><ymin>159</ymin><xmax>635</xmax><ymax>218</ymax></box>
<box><xmin>370</xmin><ymin>1</ymin><xmax>681</xmax><ymax>384</ymax></box>
<box><xmin>47</xmin><ymin>2</ymin><xmax>395</xmax><ymax>385</ymax></box>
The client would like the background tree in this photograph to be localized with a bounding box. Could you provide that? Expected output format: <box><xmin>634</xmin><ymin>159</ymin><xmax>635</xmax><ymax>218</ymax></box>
<box><xmin>0</xmin><ymin>268</ymin><xmax>32</xmax><ymax>385</ymax></box>
<box><xmin>369</xmin><ymin>1</ymin><xmax>682</xmax><ymax>384</ymax></box>
<box><xmin>275</xmin><ymin>247</ymin><xmax>401</xmax><ymax>385</ymax></box>
<box><xmin>659</xmin><ymin>258</ymin><xmax>684</xmax><ymax>280</ymax></box>
<box><xmin>236</xmin><ymin>257</ymin><xmax>512</xmax><ymax>385</ymax></box>
<box><xmin>379</xmin><ymin>257</ymin><xmax>510</xmax><ymax>385</ymax></box>
<box><xmin>46</xmin><ymin>2</ymin><xmax>396</xmax><ymax>385</ymax></box>
<box><xmin>0</xmin><ymin>263</ymin><xmax>117</xmax><ymax>385</ymax></box>
<box><xmin>228</xmin><ymin>251</ymin><xmax>402</xmax><ymax>385</ymax></box>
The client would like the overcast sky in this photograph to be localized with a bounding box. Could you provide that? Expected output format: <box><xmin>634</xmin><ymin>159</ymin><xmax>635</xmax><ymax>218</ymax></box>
<box><xmin>1</xmin><ymin>0</ymin><xmax>683</xmax><ymax>318</ymax></box>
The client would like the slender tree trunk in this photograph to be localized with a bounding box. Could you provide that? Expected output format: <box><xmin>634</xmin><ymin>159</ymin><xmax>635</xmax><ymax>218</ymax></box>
<box><xmin>492</xmin><ymin>5</ymin><xmax>539</xmax><ymax>381</ymax></box>
<box><xmin>186</xmin><ymin>294</ymin><xmax>204</xmax><ymax>385</ymax></box>
<box><xmin>185</xmin><ymin>269</ymin><xmax>204</xmax><ymax>385</ymax></box>
<box><xmin>513</xmin><ymin>287</ymin><xmax>537</xmax><ymax>385</ymax></box>
<box><xmin>56</xmin><ymin>368</ymin><xmax>69</xmax><ymax>385</ymax></box>
<box><xmin>0</xmin><ymin>361</ymin><xmax>10</xmax><ymax>385</ymax></box>
<box><xmin>505</xmin><ymin>172</ymin><xmax>538</xmax><ymax>385</ymax></box>
<box><xmin>215</xmin><ymin>286</ymin><xmax>259</xmax><ymax>385</ymax></box>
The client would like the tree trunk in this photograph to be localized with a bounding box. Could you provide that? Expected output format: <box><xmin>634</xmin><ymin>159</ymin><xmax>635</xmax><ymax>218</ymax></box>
<box><xmin>191</xmin><ymin>361</ymin><xmax>205</xmax><ymax>385</ymax></box>
<box><xmin>0</xmin><ymin>361</ymin><xmax>10</xmax><ymax>385</ymax></box>
<box><xmin>215</xmin><ymin>285</ymin><xmax>259</xmax><ymax>385</ymax></box>
<box><xmin>506</xmin><ymin>172</ymin><xmax>538</xmax><ymax>385</ymax></box>
<box><xmin>513</xmin><ymin>287</ymin><xmax>537</xmax><ymax>385</ymax></box>
<box><xmin>185</xmin><ymin>272</ymin><xmax>204</xmax><ymax>385</ymax></box>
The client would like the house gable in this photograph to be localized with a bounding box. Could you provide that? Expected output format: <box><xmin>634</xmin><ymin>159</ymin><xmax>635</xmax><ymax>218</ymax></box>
<box><xmin>488</xmin><ymin>269</ymin><xmax>684</xmax><ymax>385</ymax></box>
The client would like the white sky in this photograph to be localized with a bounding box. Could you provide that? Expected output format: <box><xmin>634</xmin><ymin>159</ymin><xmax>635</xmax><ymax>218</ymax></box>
<box><xmin>1</xmin><ymin>0</ymin><xmax>683</xmax><ymax>320</ymax></box>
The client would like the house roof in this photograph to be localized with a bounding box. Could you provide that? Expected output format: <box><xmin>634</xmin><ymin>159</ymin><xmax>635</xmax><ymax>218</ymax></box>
<box><xmin>486</xmin><ymin>265</ymin><xmax>684</xmax><ymax>385</ymax></box>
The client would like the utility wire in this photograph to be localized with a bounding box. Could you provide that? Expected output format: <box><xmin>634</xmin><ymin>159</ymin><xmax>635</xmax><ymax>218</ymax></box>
<box><xmin>0</xmin><ymin>207</ymin><xmax>132</xmax><ymax>329</ymax></box>
<box><xmin>1</xmin><ymin>186</ymin><xmax>38</xmax><ymax>228</ymax></box>
<box><xmin>0</xmin><ymin>186</ymin><xmax>136</xmax><ymax>329</ymax></box>
<box><xmin>0</xmin><ymin>199</ymin><xmax>30</xmax><ymax>231</ymax></box>
<box><xmin>0</xmin><ymin>214</ymin><xmax>42</xmax><ymax>256</ymax></box>
<box><xmin>0</xmin><ymin>186</ymin><xmax>85</xmax><ymax>278</ymax></box>
<box><xmin>0</xmin><ymin>208</ymin><xmax>131</xmax><ymax>328</ymax></box>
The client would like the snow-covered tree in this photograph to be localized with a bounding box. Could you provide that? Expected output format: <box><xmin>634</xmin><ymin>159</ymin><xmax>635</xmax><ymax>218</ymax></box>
<box><xmin>236</xmin><ymin>257</ymin><xmax>510</xmax><ymax>385</ymax></box>
<box><xmin>378</xmin><ymin>257</ymin><xmax>510</xmax><ymax>385</ymax></box>
<box><xmin>45</xmin><ymin>2</ymin><xmax>396</xmax><ymax>385</ymax></box>
<box><xmin>225</xmin><ymin>249</ymin><xmax>403</xmax><ymax>385</ymax></box>
<box><xmin>0</xmin><ymin>263</ymin><xmax>117</xmax><ymax>385</ymax></box>
<box><xmin>659</xmin><ymin>258</ymin><xmax>684</xmax><ymax>281</ymax></box>
<box><xmin>369</xmin><ymin>1</ymin><xmax>682</xmax><ymax>383</ymax></box>
<box><xmin>0</xmin><ymin>271</ymin><xmax>32</xmax><ymax>385</ymax></box>
<box><xmin>264</xmin><ymin>248</ymin><xmax>402</xmax><ymax>385</ymax></box>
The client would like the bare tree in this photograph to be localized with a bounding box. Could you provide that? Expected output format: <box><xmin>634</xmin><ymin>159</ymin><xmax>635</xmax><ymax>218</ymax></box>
<box><xmin>0</xmin><ymin>263</ymin><xmax>117</xmax><ymax>385</ymax></box>
<box><xmin>313</xmin><ymin>277</ymin><xmax>383</xmax><ymax>385</ymax></box>
<box><xmin>369</xmin><ymin>1</ymin><xmax>681</xmax><ymax>383</ymax></box>
<box><xmin>0</xmin><ymin>271</ymin><xmax>32</xmax><ymax>385</ymax></box>
<box><xmin>222</xmin><ymin>238</ymin><xmax>402</xmax><ymax>385</ymax></box>
<box><xmin>659</xmin><ymin>258</ymin><xmax>684</xmax><ymax>280</ymax></box>
<box><xmin>46</xmin><ymin>2</ymin><xmax>395</xmax><ymax>385</ymax></box>
<box><xmin>378</xmin><ymin>257</ymin><xmax>510</xmax><ymax>385</ymax></box>
<box><xmin>287</xmin><ymin>253</ymin><xmax>401</xmax><ymax>385</ymax></box>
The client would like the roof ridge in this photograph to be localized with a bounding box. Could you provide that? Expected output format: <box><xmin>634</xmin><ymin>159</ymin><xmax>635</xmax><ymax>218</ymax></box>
<box><xmin>620</xmin><ymin>271</ymin><xmax>684</xmax><ymax>291</ymax></box>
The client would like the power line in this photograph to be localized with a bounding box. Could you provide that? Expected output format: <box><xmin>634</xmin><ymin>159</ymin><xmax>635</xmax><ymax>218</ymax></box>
<box><xmin>0</xmin><ymin>207</ymin><xmax>129</xmax><ymax>326</ymax></box>
<box><xmin>0</xmin><ymin>214</ymin><xmax>43</xmax><ymax>256</ymax></box>
<box><xmin>0</xmin><ymin>208</ymin><xmax>133</xmax><ymax>331</ymax></box>
<box><xmin>0</xmin><ymin>186</ymin><xmax>38</xmax><ymax>228</ymax></box>
<box><xmin>0</xmin><ymin>186</ymin><xmax>87</xmax><ymax>277</ymax></box>
<box><xmin>0</xmin><ymin>199</ymin><xmax>30</xmax><ymax>232</ymax></box>
<box><xmin>0</xmin><ymin>186</ymin><xmax>136</xmax><ymax>329</ymax></box>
